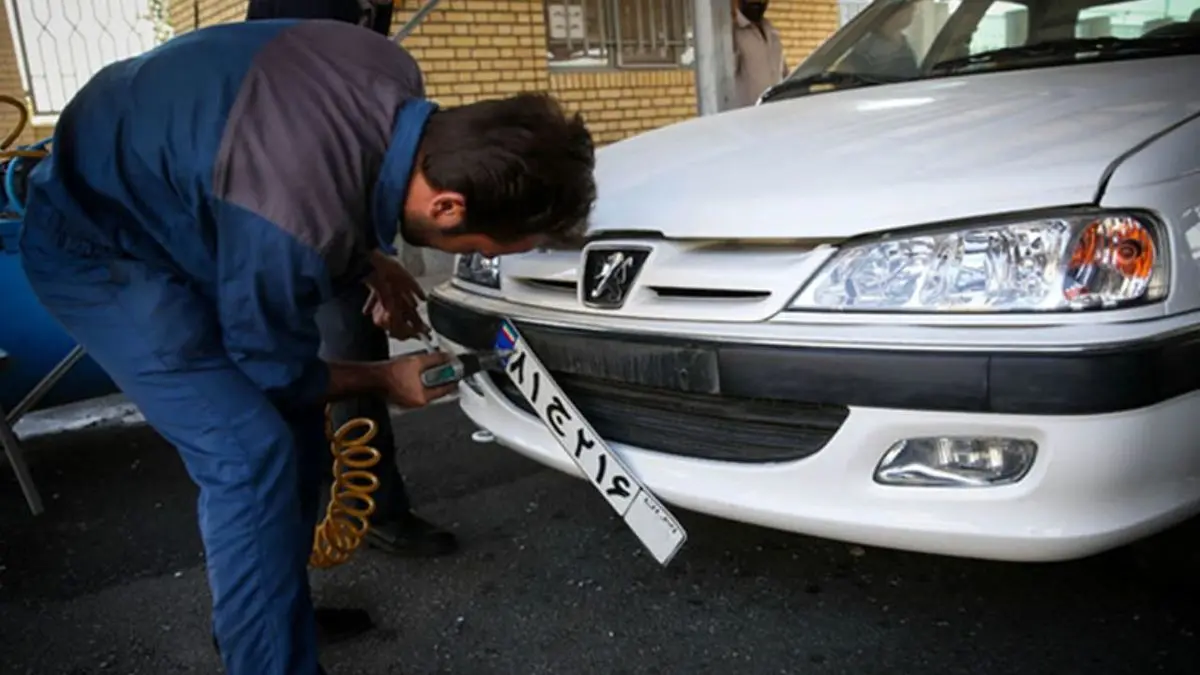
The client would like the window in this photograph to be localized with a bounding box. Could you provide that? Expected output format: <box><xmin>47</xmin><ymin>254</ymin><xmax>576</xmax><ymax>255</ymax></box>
<box><xmin>839</xmin><ymin>1</ymin><xmax>874</xmax><ymax>27</ymax></box>
<box><xmin>770</xmin><ymin>0</ymin><xmax>1200</xmax><ymax>104</ymax></box>
<box><xmin>545</xmin><ymin>0</ymin><xmax>695</xmax><ymax>69</ymax></box>
<box><xmin>1076</xmin><ymin>0</ymin><xmax>1200</xmax><ymax>38</ymax></box>
<box><xmin>6</xmin><ymin>0</ymin><xmax>165</xmax><ymax>119</ymax></box>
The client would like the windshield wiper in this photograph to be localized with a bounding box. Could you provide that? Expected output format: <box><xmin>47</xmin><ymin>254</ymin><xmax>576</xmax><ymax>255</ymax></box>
<box><xmin>930</xmin><ymin>35</ymin><xmax>1200</xmax><ymax>75</ymax></box>
<box><xmin>758</xmin><ymin>70</ymin><xmax>905</xmax><ymax>104</ymax></box>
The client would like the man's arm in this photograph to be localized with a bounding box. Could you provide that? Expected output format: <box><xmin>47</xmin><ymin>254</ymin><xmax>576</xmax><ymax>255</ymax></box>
<box><xmin>210</xmin><ymin>200</ymin><xmax>452</xmax><ymax>410</ymax></box>
<box><xmin>326</xmin><ymin>360</ymin><xmax>387</xmax><ymax>401</ymax></box>
<box><xmin>327</xmin><ymin>352</ymin><xmax>457</xmax><ymax>406</ymax></box>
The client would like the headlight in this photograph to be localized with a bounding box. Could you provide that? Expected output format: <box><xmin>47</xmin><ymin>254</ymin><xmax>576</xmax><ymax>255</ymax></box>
<box><xmin>790</xmin><ymin>212</ymin><xmax>1167</xmax><ymax>312</ymax></box>
<box><xmin>454</xmin><ymin>252</ymin><xmax>501</xmax><ymax>289</ymax></box>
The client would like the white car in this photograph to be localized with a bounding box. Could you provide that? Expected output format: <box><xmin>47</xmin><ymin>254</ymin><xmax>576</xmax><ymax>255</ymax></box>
<box><xmin>428</xmin><ymin>0</ymin><xmax>1200</xmax><ymax>562</ymax></box>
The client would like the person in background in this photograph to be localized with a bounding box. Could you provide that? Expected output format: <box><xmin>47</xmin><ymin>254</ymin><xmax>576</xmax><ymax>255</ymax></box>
<box><xmin>246</xmin><ymin>0</ymin><xmax>461</xmax><ymax>563</ymax></box>
<box><xmin>841</xmin><ymin>0</ymin><xmax>921</xmax><ymax>79</ymax></box>
<box><xmin>732</xmin><ymin>0</ymin><xmax>788</xmax><ymax>108</ymax></box>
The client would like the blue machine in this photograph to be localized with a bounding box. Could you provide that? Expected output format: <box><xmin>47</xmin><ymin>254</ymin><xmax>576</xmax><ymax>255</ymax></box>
<box><xmin>1</xmin><ymin>136</ymin><xmax>118</xmax><ymax>413</ymax></box>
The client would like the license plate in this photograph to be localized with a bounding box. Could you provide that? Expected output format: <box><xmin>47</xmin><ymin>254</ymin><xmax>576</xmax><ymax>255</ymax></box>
<box><xmin>494</xmin><ymin>319</ymin><xmax>688</xmax><ymax>566</ymax></box>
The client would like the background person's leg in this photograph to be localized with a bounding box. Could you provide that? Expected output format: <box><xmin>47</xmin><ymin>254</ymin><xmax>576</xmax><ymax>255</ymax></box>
<box><xmin>314</xmin><ymin>283</ymin><xmax>458</xmax><ymax>557</ymax></box>
<box><xmin>316</xmin><ymin>283</ymin><xmax>411</xmax><ymax>518</ymax></box>
<box><xmin>20</xmin><ymin>231</ymin><xmax>322</xmax><ymax>675</ymax></box>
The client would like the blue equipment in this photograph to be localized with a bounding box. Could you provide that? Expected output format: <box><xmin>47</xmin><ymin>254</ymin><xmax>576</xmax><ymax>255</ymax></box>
<box><xmin>1</xmin><ymin>98</ymin><xmax>118</xmax><ymax>414</ymax></box>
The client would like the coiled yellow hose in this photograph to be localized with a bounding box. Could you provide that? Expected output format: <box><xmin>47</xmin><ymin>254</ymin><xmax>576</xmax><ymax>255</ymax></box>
<box><xmin>1</xmin><ymin>95</ymin><xmax>49</xmax><ymax>160</ymax></box>
<box><xmin>310</xmin><ymin>407</ymin><xmax>384</xmax><ymax>569</ymax></box>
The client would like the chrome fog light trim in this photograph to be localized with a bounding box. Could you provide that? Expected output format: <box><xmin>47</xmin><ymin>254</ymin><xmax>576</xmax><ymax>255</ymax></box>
<box><xmin>874</xmin><ymin>437</ymin><xmax>1037</xmax><ymax>487</ymax></box>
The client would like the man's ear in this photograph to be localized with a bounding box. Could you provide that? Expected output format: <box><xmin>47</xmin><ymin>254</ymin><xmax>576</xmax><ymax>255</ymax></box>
<box><xmin>429</xmin><ymin>192</ymin><xmax>466</xmax><ymax>228</ymax></box>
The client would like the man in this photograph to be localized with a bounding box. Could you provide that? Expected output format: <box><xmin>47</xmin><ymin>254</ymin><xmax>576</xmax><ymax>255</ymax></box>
<box><xmin>733</xmin><ymin>0</ymin><xmax>788</xmax><ymax>108</ymax></box>
<box><xmin>18</xmin><ymin>18</ymin><xmax>595</xmax><ymax>675</ymax></box>
<box><xmin>841</xmin><ymin>0</ymin><xmax>921</xmax><ymax>79</ymax></box>
<box><xmin>246</xmin><ymin>0</ymin><xmax>461</xmax><ymax>562</ymax></box>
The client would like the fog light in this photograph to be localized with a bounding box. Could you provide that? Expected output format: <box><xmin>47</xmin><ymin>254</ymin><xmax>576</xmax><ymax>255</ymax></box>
<box><xmin>874</xmin><ymin>437</ymin><xmax>1036</xmax><ymax>487</ymax></box>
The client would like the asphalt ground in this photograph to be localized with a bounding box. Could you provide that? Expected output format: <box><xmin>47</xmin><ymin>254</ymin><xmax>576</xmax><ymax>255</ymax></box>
<box><xmin>2</xmin><ymin>403</ymin><xmax>1198</xmax><ymax>675</ymax></box>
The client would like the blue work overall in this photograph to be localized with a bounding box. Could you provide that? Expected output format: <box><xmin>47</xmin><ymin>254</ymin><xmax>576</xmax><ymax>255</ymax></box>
<box><xmin>17</xmin><ymin>19</ymin><xmax>432</xmax><ymax>675</ymax></box>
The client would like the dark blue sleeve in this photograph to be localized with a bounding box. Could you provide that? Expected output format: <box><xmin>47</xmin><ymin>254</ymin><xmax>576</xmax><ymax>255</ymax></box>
<box><xmin>212</xmin><ymin>199</ymin><xmax>333</xmax><ymax>409</ymax></box>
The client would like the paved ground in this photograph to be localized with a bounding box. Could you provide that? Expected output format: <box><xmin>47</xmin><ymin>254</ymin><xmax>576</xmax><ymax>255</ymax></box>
<box><xmin>2</xmin><ymin>403</ymin><xmax>1198</xmax><ymax>675</ymax></box>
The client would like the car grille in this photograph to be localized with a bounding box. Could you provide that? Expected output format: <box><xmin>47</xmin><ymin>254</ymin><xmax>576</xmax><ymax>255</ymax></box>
<box><xmin>485</xmin><ymin>366</ymin><xmax>847</xmax><ymax>464</ymax></box>
<box><xmin>428</xmin><ymin>297</ymin><xmax>848</xmax><ymax>462</ymax></box>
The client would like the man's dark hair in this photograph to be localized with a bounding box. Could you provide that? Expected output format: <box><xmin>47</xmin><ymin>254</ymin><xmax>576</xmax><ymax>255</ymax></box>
<box><xmin>245</xmin><ymin>0</ymin><xmax>393</xmax><ymax>36</ymax></box>
<box><xmin>419</xmin><ymin>93</ymin><xmax>596</xmax><ymax>243</ymax></box>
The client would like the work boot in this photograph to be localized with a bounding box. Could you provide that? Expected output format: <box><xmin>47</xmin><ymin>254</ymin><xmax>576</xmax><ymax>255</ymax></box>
<box><xmin>365</xmin><ymin>512</ymin><xmax>458</xmax><ymax>557</ymax></box>
<box><xmin>314</xmin><ymin>607</ymin><xmax>375</xmax><ymax>645</ymax></box>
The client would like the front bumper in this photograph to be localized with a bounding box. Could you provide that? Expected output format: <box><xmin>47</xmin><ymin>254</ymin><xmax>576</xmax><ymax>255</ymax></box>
<box><xmin>429</xmin><ymin>289</ymin><xmax>1200</xmax><ymax>562</ymax></box>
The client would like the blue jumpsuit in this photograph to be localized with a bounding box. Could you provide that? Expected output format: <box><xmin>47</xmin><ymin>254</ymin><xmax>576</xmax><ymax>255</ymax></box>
<box><xmin>18</xmin><ymin>19</ymin><xmax>433</xmax><ymax>675</ymax></box>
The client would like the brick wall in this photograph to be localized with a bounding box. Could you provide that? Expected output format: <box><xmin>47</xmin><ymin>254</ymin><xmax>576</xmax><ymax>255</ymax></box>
<box><xmin>0</xmin><ymin>6</ymin><xmax>27</xmax><ymax>145</ymax></box>
<box><xmin>169</xmin><ymin>0</ymin><xmax>249</xmax><ymax>33</ymax></box>
<box><xmin>774</xmin><ymin>0</ymin><xmax>841</xmax><ymax>71</ymax></box>
<box><xmin>163</xmin><ymin>0</ymin><xmax>838</xmax><ymax>145</ymax></box>
<box><xmin>549</xmin><ymin>70</ymin><xmax>695</xmax><ymax>145</ymax></box>
<box><xmin>4</xmin><ymin>0</ymin><xmax>838</xmax><ymax>151</ymax></box>
<box><xmin>0</xmin><ymin>6</ymin><xmax>52</xmax><ymax>146</ymax></box>
<box><xmin>390</xmin><ymin>0</ymin><xmax>550</xmax><ymax>106</ymax></box>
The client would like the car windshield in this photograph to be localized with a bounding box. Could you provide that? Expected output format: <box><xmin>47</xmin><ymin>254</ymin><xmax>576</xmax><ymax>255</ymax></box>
<box><xmin>760</xmin><ymin>0</ymin><xmax>1200</xmax><ymax>103</ymax></box>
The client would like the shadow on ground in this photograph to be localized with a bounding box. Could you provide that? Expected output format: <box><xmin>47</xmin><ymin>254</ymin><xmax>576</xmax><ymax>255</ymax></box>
<box><xmin>2</xmin><ymin>404</ymin><xmax>1198</xmax><ymax>675</ymax></box>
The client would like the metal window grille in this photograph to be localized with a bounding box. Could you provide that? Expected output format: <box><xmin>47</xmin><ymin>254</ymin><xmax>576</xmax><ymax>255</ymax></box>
<box><xmin>545</xmin><ymin>0</ymin><xmax>695</xmax><ymax>69</ymax></box>
<box><xmin>6</xmin><ymin>0</ymin><xmax>167</xmax><ymax>117</ymax></box>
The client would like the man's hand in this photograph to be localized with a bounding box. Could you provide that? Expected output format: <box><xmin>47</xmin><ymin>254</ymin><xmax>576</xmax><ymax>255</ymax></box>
<box><xmin>363</xmin><ymin>251</ymin><xmax>430</xmax><ymax>340</ymax></box>
<box><xmin>382</xmin><ymin>351</ymin><xmax>458</xmax><ymax>408</ymax></box>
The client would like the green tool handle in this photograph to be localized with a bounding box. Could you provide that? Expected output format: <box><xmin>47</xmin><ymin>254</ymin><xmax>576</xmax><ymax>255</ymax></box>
<box><xmin>420</xmin><ymin>351</ymin><xmax>507</xmax><ymax>388</ymax></box>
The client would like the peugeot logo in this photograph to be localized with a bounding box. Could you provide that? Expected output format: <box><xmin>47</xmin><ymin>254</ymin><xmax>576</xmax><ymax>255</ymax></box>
<box><xmin>582</xmin><ymin>247</ymin><xmax>651</xmax><ymax>309</ymax></box>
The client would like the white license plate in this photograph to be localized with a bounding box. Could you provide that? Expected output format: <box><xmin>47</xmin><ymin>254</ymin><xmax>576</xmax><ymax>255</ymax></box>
<box><xmin>494</xmin><ymin>319</ymin><xmax>688</xmax><ymax>566</ymax></box>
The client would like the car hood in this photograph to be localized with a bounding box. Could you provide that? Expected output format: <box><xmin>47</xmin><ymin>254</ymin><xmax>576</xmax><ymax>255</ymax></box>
<box><xmin>588</xmin><ymin>56</ymin><xmax>1200</xmax><ymax>240</ymax></box>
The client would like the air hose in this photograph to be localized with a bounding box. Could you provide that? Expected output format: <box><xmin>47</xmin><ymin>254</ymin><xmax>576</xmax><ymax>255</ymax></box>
<box><xmin>310</xmin><ymin>406</ymin><xmax>383</xmax><ymax>569</ymax></box>
<box><xmin>3</xmin><ymin>93</ymin><xmax>383</xmax><ymax>569</ymax></box>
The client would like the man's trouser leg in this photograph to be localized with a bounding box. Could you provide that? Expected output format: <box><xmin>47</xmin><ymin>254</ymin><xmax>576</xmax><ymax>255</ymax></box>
<box><xmin>315</xmin><ymin>283</ymin><xmax>412</xmax><ymax>520</ymax></box>
<box><xmin>20</xmin><ymin>223</ymin><xmax>322</xmax><ymax>675</ymax></box>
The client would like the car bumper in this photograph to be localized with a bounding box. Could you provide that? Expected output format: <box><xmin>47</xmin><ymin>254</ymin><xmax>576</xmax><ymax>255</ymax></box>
<box><xmin>428</xmin><ymin>290</ymin><xmax>1200</xmax><ymax>562</ymax></box>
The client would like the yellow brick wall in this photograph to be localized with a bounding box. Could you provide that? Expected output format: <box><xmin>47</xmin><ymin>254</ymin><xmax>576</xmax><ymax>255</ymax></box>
<box><xmin>169</xmin><ymin>0</ymin><xmax>250</xmax><ymax>32</ymax></box>
<box><xmin>0</xmin><ymin>6</ymin><xmax>52</xmax><ymax>146</ymax></box>
<box><xmin>544</xmin><ymin>1</ymin><xmax>837</xmax><ymax>145</ymax></box>
<box><xmin>550</xmin><ymin>70</ymin><xmax>695</xmax><ymax>146</ymax></box>
<box><xmin>390</xmin><ymin>0</ymin><xmax>550</xmax><ymax>106</ymax></box>
<box><xmin>773</xmin><ymin>0</ymin><xmax>841</xmax><ymax>71</ymax></box>
<box><xmin>0</xmin><ymin>6</ymin><xmax>28</xmax><ymax>145</ymax></box>
<box><xmin>7</xmin><ymin>0</ymin><xmax>839</xmax><ymax>147</ymax></box>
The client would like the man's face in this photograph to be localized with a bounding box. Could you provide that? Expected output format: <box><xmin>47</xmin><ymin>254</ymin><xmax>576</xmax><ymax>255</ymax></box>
<box><xmin>738</xmin><ymin>0</ymin><xmax>768</xmax><ymax>23</ymax></box>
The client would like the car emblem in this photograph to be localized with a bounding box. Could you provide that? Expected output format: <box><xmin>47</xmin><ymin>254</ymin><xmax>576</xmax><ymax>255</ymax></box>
<box><xmin>582</xmin><ymin>247</ymin><xmax>651</xmax><ymax>309</ymax></box>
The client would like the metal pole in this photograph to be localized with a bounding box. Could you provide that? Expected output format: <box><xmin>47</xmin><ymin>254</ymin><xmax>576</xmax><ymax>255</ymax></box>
<box><xmin>5</xmin><ymin>345</ymin><xmax>87</xmax><ymax>426</ymax></box>
<box><xmin>692</xmin><ymin>0</ymin><xmax>736</xmax><ymax>116</ymax></box>
<box><xmin>0</xmin><ymin>406</ymin><xmax>43</xmax><ymax>515</ymax></box>
<box><xmin>392</xmin><ymin>0</ymin><xmax>444</xmax><ymax>43</ymax></box>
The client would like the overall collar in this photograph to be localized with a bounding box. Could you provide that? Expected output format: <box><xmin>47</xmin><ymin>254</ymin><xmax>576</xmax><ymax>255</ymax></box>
<box><xmin>371</xmin><ymin>98</ymin><xmax>438</xmax><ymax>255</ymax></box>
